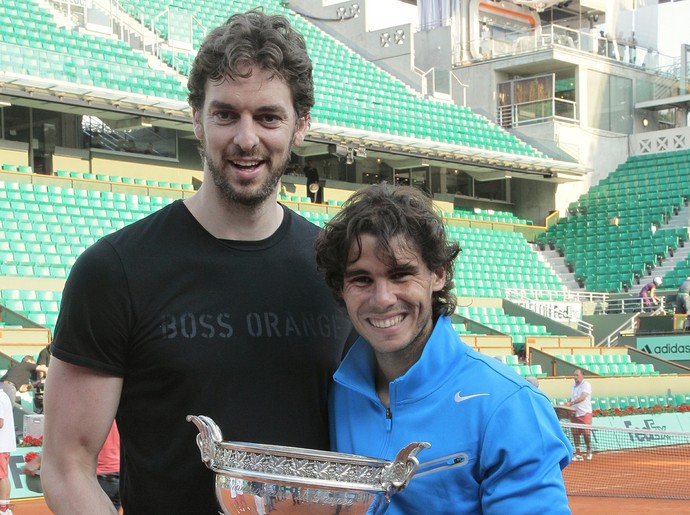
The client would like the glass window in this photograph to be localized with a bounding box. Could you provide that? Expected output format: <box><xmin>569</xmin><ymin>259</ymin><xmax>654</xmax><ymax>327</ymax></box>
<box><xmin>587</xmin><ymin>70</ymin><xmax>633</xmax><ymax>134</ymax></box>
<box><xmin>82</xmin><ymin>116</ymin><xmax>177</xmax><ymax>158</ymax></box>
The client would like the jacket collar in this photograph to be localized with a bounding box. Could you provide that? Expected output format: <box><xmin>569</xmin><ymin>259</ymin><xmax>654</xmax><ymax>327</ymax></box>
<box><xmin>334</xmin><ymin>316</ymin><xmax>468</xmax><ymax>403</ymax></box>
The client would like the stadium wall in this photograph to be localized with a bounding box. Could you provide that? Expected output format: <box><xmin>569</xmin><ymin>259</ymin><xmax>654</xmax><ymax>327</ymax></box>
<box><xmin>53</xmin><ymin>146</ymin><xmax>90</xmax><ymax>175</ymax></box>
<box><xmin>0</xmin><ymin>140</ymin><xmax>30</xmax><ymax>168</ymax></box>
<box><xmin>536</xmin><ymin>375</ymin><xmax>690</xmax><ymax>400</ymax></box>
<box><xmin>91</xmin><ymin>154</ymin><xmax>200</xmax><ymax>185</ymax></box>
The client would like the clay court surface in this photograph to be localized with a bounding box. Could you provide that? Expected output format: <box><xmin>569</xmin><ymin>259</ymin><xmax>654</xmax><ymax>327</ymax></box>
<box><xmin>11</xmin><ymin>496</ymin><xmax>690</xmax><ymax>514</ymax></box>
<box><xmin>8</xmin><ymin>495</ymin><xmax>690</xmax><ymax>514</ymax></box>
<box><xmin>567</xmin><ymin>442</ymin><xmax>690</xmax><ymax>514</ymax></box>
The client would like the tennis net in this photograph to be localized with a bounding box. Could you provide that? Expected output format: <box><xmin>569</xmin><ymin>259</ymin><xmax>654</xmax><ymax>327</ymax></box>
<box><xmin>560</xmin><ymin>422</ymin><xmax>690</xmax><ymax>499</ymax></box>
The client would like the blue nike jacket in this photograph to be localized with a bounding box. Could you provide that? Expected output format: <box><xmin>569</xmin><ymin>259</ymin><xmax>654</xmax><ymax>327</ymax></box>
<box><xmin>330</xmin><ymin>315</ymin><xmax>572</xmax><ymax>514</ymax></box>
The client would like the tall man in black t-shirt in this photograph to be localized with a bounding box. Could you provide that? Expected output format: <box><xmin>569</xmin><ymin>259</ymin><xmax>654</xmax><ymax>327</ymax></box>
<box><xmin>41</xmin><ymin>10</ymin><xmax>352</xmax><ymax>514</ymax></box>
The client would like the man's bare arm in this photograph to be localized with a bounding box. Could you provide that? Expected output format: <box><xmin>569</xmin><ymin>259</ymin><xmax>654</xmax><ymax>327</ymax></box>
<box><xmin>41</xmin><ymin>357</ymin><xmax>122</xmax><ymax>515</ymax></box>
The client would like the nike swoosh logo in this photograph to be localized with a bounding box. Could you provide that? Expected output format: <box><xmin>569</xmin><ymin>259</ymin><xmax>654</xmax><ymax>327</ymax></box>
<box><xmin>454</xmin><ymin>392</ymin><xmax>490</xmax><ymax>403</ymax></box>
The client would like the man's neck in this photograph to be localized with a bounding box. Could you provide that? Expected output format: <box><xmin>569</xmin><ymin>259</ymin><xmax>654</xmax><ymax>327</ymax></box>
<box><xmin>184</xmin><ymin>187</ymin><xmax>284</xmax><ymax>241</ymax></box>
<box><xmin>374</xmin><ymin>356</ymin><xmax>415</xmax><ymax>409</ymax></box>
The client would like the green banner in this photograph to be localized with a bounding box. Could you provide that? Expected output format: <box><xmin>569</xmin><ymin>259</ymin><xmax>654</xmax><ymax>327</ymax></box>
<box><xmin>584</xmin><ymin>413</ymin><xmax>690</xmax><ymax>451</ymax></box>
<box><xmin>636</xmin><ymin>335</ymin><xmax>690</xmax><ymax>361</ymax></box>
<box><xmin>9</xmin><ymin>446</ymin><xmax>42</xmax><ymax>500</ymax></box>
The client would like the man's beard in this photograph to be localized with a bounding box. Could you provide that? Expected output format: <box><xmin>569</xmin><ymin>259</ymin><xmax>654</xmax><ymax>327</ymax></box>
<box><xmin>201</xmin><ymin>143</ymin><xmax>291</xmax><ymax>207</ymax></box>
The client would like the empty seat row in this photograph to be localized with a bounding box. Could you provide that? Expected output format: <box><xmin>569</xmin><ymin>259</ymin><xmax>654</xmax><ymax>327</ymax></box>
<box><xmin>558</xmin><ymin>353</ymin><xmax>632</xmax><ymax>365</ymax></box>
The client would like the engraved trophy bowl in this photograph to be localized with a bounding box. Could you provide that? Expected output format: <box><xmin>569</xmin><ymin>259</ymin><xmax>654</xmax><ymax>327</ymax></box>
<box><xmin>188</xmin><ymin>415</ymin><xmax>430</xmax><ymax>515</ymax></box>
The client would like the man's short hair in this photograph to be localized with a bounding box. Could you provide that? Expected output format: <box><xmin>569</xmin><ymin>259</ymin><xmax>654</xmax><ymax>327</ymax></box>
<box><xmin>315</xmin><ymin>183</ymin><xmax>461</xmax><ymax>318</ymax></box>
<box><xmin>187</xmin><ymin>9</ymin><xmax>314</xmax><ymax>120</ymax></box>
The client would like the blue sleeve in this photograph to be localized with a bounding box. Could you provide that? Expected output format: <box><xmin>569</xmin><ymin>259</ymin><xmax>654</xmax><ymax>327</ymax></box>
<box><xmin>480</xmin><ymin>387</ymin><xmax>572</xmax><ymax>514</ymax></box>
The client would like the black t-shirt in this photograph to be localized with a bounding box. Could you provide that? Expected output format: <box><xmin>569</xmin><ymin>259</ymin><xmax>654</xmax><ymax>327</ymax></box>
<box><xmin>37</xmin><ymin>346</ymin><xmax>51</xmax><ymax>367</ymax></box>
<box><xmin>51</xmin><ymin>200</ymin><xmax>351</xmax><ymax>514</ymax></box>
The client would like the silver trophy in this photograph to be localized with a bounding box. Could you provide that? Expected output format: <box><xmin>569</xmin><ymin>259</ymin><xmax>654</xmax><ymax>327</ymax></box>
<box><xmin>188</xmin><ymin>415</ymin><xmax>430</xmax><ymax>514</ymax></box>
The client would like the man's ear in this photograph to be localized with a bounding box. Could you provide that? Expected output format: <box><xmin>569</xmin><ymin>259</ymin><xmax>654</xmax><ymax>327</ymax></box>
<box><xmin>292</xmin><ymin>115</ymin><xmax>309</xmax><ymax>146</ymax></box>
<box><xmin>431</xmin><ymin>268</ymin><xmax>446</xmax><ymax>292</ymax></box>
<box><xmin>192</xmin><ymin>109</ymin><xmax>204</xmax><ymax>140</ymax></box>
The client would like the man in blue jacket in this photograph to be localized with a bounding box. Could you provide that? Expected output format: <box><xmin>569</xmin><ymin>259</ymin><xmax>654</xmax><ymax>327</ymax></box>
<box><xmin>315</xmin><ymin>183</ymin><xmax>572</xmax><ymax>514</ymax></box>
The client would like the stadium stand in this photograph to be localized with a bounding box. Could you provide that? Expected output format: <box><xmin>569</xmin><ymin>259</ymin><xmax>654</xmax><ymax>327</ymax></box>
<box><xmin>0</xmin><ymin>0</ymin><xmax>187</xmax><ymax>100</ymax></box>
<box><xmin>449</xmin><ymin>226</ymin><xmax>564</xmax><ymax>297</ymax></box>
<box><xmin>106</xmin><ymin>0</ymin><xmax>546</xmax><ymax>156</ymax></box>
<box><xmin>537</xmin><ymin>149</ymin><xmax>690</xmax><ymax>293</ymax></box>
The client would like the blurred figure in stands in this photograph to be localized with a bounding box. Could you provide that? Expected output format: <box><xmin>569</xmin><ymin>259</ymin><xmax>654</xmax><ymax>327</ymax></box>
<box><xmin>0</xmin><ymin>356</ymin><xmax>48</xmax><ymax>406</ymax></box>
<box><xmin>33</xmin><ymin>345</ymin><xmax>51</xmax><ymax>413</ymax></box>
<box><xmin>675</xmin><ymin>276</ymin><xmax>690</xmax><ymax>314</ymax></box>
<box><xmin>639</xmin><ymin>276</ymin><xmax>662</xmax><ymax>311</ymax></box>
<box><xmin>566</xmin><ymin>368</ymin><xmax>593</xmax><ymax>461</ymax></box>
<box><xmin>41</xmin><ymin>9</ymin><xmax>351</xmax><ymax>515</ymax></box>
<box><xmin>36</xmin><ymin>344</ymin><xmax>51</xmax><ymax>369</ymax></box>
<box><xmin>304</xmin><ymin>159</ymin><xmax>319</xmax><ymax>203</ymax></box>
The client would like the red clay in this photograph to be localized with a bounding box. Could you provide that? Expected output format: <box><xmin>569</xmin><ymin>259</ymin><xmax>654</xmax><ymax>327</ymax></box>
<box><xmin>12</xmin><ymin>495</ymin><xmax>690</xmax><ymax>514</ymax></box>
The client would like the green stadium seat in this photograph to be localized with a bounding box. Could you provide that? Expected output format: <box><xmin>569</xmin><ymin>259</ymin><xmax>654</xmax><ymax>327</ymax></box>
<box><xmin>640</xmin><ymin>364</ymin><xmax>658</xmax><ymax>375</ymax></box>
<box><xmin>505</xmin><ymin>355</ymin><xmax>519</xmax><ymax>365</ymax></box>
<box><xmin>626</xmin><ymin>363</ymin><xmax>640</xmax><ymax>375</ymax></box>
<box><xmin>518</xmin><ymin>364</ymin><xmax>531</xmax><ymax>376</ymax></box>
<box><xmin>638</xmin><ymin>396</ymin><xmax>649</xmax><ymax>409</ymax></box>
<box><xmin>589</xmin><ymin>364</ymin><xmax>604</xmax><ymax>375</ymax></box>
<box><xmin>530</xmin><ymin>364</ymin><xmax>546</xmax><ymax>377</ymax></box>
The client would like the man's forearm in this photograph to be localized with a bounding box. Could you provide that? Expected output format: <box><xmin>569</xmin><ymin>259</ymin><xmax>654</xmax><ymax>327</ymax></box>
<box><xmin>42</xmin><ymin>464</ymin><xmax>118</xmax><ymax>515</ymax></box>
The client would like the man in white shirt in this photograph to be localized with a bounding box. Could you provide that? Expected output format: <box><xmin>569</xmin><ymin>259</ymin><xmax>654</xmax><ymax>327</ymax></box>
<box><xmin>0</xmin><ymin>390</ymin><xmax>16</xmax><ymax>514</ymax></box>
<box><xmin>566</xmin><ymin>368</ymin><xmax>593</xmax><ymax>461</ymax></box>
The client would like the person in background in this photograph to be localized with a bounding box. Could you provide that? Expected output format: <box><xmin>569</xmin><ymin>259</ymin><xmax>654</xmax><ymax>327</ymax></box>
<box><xmin>566</xmin><ymin>368</ymin><xmax>593</xmax><ymax>461</ymax></box>
<box><xmin>0</xmin><ymin>390</ymin><xmax>15</xmax><ymax>515</ymax></box>
<box><xmin>33</xmin><ymin>345</ymin><xmax>51</xmax><ymax>414</ymax></box>
<box><xmin>639</xmin><ymin>276</ymin><xmax>662</xmax><ymax>311</ymax></box>
<box><xmin>0</xmin><ymin>356</ymin><xmax>48</xmax><ymax>406</ymax></box>
<box><xmin>41</xmin><ymin>10</ymin><xmax>351</xmax><ymax>514</ymax></box>
<box><xmin>675</xmin><ymin>276</ymin><xmax>690</xmax><ymax>314</ymax></box>
<box><xmin>315</xmin><ymin>183</ymin><xmax>572</xmax><ymax>514</ymax></box>
<box><xmin>304</xmin><ymin>159</ymin><xmax>320</xmax><ymax>203</ymax></box>
<box><xmin>36</xmin><ymin>345</ymin><xmax>51</xmax><ymax>369</ymax></box>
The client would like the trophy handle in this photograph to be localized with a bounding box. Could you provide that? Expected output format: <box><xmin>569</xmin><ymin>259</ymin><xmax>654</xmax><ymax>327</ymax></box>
<box><xmin>380</xmin><ymin>442</ymin><xmax>431</xmax><ymax>500</ymax></box>
<box><xmin>187</xmin><ymin>415</ymin><xmax>224</xmax><ymax>467</ymax></box>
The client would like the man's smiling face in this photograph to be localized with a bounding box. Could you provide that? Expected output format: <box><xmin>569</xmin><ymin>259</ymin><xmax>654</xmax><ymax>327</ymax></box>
<box><xmin>342</xmin><ymin>233</ymin><xmax>445</xmax><ymax>367</ymax></box>
<box><xmin>192</xmin><ymin>67</ymin><xmax>307</xmax><ymax>207</ymax></box>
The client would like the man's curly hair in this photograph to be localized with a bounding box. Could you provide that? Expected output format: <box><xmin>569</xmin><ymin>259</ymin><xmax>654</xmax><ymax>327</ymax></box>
<box><xmin>315</xmin><ymin>183</ymin><xmax>461</xmax><ymax>319</ymax></box>
<box><xmin>187</xmin><ymin>9</ymin><xmax>314</xmax><ymax>120</ymax></box>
